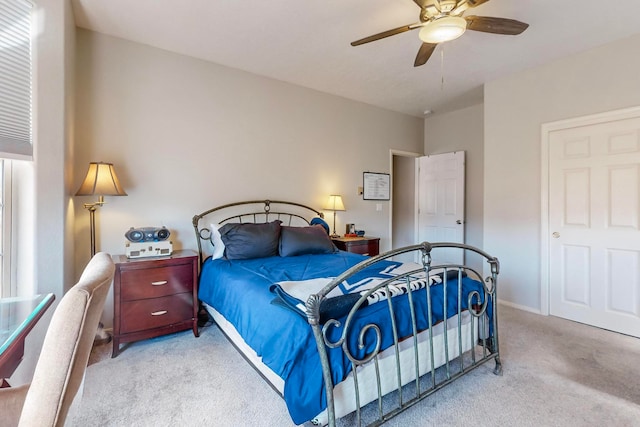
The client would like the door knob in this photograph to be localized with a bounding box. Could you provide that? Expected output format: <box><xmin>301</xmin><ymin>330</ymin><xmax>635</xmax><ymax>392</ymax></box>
<box><xmin>552</xmin><ymin>232</ymin><xmax>560</xmax><ymax>238</ymax></box>
<box><xmin>456</xmin><ymin>220</ymin><xmax>462</xmax><ymax>225</ymax></box>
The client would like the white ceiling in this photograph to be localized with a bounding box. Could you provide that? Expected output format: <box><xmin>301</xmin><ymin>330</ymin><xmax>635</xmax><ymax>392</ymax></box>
<box><xmin>70</xmin><ymin>0</ymin><xmax>640</xmax><ymax>118</ymax></box>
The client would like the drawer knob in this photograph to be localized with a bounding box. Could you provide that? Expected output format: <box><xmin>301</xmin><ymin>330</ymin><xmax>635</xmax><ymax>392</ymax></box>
<box><xmin>151</xmin><ymin>280</ymin><xmax>168</xmax><ymax>286</ymax></box>
<box><xmin>151</xmin><ymin>310</ymin><xmax>168</xmax><ymax>316</ymax></box>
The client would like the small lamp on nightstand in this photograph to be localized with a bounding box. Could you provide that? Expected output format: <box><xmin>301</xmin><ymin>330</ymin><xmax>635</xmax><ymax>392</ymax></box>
<box><xmin>324</xmin><ymin>194</ymin><xmax>345</xmax><ymax>238</ymax></box>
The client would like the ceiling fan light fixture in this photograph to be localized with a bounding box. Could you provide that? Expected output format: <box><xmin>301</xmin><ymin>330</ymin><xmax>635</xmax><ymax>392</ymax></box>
<box><xmin>418</xmin><ymin>16</ymin><xmax>467</xmax><ymax>44</ymax></box>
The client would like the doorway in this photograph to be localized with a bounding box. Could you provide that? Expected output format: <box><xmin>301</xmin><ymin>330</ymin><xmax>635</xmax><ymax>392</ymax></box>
<box><xmin>390</xmin><ymin>150</ymin><xmax>419</xmax><ymax>263</ymax></box>
<box><xmin>390</xmin><ymin>150</ymin><xmax>465</xmax><ymax>265</ymax></box>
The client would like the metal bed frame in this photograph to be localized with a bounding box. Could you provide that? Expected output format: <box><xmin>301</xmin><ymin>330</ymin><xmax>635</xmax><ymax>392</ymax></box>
<box><xmin>193</xmin><ymin>200</ymin><xmax>502</xmax><ymax>426</ymax></box>
<box><xmin>307</xmin><ymin>241</ymin><xmax>501</xmax><ymax>426</ymax></box>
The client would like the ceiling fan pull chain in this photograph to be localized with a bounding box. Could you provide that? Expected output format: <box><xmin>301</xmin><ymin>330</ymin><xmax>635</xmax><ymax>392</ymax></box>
<box><xmin>440</xmin><ymin>47</ymin><xmax>445</xmax><ymax>90</ymax></box>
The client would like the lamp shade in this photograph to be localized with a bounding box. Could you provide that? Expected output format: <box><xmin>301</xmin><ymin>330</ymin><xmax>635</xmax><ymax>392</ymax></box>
<box><xmin>419</xmin><ymin>16</ymin><xmax>467</xmax><ymax>44</ymax></box>
<box><xmin>324</xmin><ymin>195</ymin><xmax>345</xmax><ymax>211</ymax></box>
<box><xmin>76</xmin><ymin>162</ymin><xmax>127</xmax><ymax>196</ymax></box>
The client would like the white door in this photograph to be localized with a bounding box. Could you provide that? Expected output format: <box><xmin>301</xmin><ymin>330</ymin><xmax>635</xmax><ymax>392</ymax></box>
<box><xmin>549</xmin><ymin>116</ymin><xmax>640</xmax><ymax>338</ymax></box>
<box><xmin>416</xmin><ymin>151</ymin><xmax>465</xmax><ymax>265</ymax></box>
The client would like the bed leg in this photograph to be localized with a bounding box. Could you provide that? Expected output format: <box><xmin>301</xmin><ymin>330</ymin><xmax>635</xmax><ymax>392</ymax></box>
<box><xmin>485</xmin><ymin>336</ymin><xmax>497</xmax><ymax>354</ymax></box>
<box><xmin>493</xmin><ymin>357</ymin><xmax>503</xmax><ymax>376</ymax></box>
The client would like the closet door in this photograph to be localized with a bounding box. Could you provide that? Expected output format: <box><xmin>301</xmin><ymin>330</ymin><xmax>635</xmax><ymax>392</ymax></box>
<box><xmin>549</xmin><ymin>115</ymin><xmax>640</xmax><ymax>338</ymax></box>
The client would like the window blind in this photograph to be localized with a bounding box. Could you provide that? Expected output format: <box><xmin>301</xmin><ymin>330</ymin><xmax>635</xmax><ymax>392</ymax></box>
<box><xmin>0</xmin><ymin>0</ymin><xmax>32</xmax><ymax>160</ymax></box>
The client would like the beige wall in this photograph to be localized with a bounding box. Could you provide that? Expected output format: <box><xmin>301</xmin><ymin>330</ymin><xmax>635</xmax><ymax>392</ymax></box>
<box><xmin>424</xmin><ymin>103</ymin><xmax>484</xmax><ymax>271</ymax></box>
<box><xmin>74</xmin><ymin>29</ymin><xmax>424</xmax><ymax>326</ymax></box>
<box><xmin>484</xmin><ymin>33</ymin><xmax>640</xmax><ymax>312</ymax></box>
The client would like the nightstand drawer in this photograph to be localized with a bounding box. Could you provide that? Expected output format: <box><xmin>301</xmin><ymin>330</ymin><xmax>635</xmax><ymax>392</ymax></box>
<box><xmin>120</xmin><ymin>293</ymin><xmax>193</xmax><ymax>334</ymax></box>
<box><xmin>344</xmin><ymin>241</ymin><xmax>373</xmax><ymax>255</ymax></box>
<box><xmin>331</xmin><ymin>236</ymin><xmax>380</xmax><ymax>256</ymax></box>
<box><xmin>120</xmin><ymin>264</ymin><xmax>193</xmax><ymax>301</ymax></box>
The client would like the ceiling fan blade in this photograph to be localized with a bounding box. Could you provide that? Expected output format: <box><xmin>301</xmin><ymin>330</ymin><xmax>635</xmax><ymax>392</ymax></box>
<box><xmin>351</xmin><ymin>23</ymin><xmax>418</xmax><ymax>46</ymax></box>
<box><xmin>414</xmin><ymin>43</ymin><xmax>437</xmax><ymax>67</ymax></box>
<box><xmin>465</xmin><ymin>16</ymin><xmax>529</xmax><ymax>35</ymax></box>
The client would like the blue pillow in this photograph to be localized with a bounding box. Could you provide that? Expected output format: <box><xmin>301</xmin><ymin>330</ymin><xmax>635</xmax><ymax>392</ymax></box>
<box><xmin>279</xmin><ymin>225</ymin><xmax>336</xmax><ymax>257</ymax></box>
<box><xmin>310</xmin><ymin>217</ymin><xmax>330</xmax><ymax>234</ymax></box>
<box><xmin>219</xmin><ymin>220</ymin><xmax>281</xmax><ymax>260</ymax></box>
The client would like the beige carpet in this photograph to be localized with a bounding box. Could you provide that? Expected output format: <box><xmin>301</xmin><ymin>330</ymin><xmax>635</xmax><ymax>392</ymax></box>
<box><xmin>67</xmin><ymin>305</ymin><xmax>640</xmax><ymax>426</ymax></box>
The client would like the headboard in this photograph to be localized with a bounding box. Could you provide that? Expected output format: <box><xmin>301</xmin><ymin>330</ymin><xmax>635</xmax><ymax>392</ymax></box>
<box><xmin>192</xmin><ymin>199</ymin><xmax>323</xmax><ymax>265</ymax></box>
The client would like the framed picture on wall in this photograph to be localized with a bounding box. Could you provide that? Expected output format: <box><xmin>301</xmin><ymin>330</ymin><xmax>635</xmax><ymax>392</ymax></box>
<box><xmin>363</xmin><ymin>172</ymin><xmax>390</xmax><ymax>200</ymax></box>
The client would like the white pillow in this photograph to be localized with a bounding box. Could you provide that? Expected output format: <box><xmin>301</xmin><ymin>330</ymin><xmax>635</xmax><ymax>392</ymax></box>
<box><xmin>210</xmin><ymin>223</ymin><xmax>225</xmax><ymax>260</ymax></box>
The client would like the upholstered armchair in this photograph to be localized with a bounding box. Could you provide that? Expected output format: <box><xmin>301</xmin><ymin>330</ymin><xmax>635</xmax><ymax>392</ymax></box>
<box><xmin>0</xmin><ymin>252</ymin><xmax>115</xmax><ymax>427</ymax></box>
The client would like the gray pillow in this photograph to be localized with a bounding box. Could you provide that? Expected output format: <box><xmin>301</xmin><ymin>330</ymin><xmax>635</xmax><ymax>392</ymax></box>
<box><xmin>219</xmin><ymin>220</ymin><xmax>282</xmax><ymax>260</ymax></box>
<box><xmin>279</xmin><ymin>225</ymin><xmax>337</xmax><ymax>257</ymax></box>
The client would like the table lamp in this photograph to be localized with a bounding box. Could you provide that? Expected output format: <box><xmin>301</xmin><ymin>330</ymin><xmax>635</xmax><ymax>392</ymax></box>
<box><xmin>324</xmin><ymin>194</ymin><xmax>345</xmax><ymax>238</ymax></box>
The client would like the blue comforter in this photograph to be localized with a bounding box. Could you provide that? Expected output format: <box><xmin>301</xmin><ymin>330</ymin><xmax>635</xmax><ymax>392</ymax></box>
<box><xmin>198</xmin><ymin>252</ymin><xmax>488</xmax><ymax>424</ymax></box>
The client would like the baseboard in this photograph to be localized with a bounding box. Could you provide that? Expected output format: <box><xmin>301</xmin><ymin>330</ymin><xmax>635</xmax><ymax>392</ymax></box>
<box><xmin>497</xmin><ymin>299</ymin><xmax>543</xmax><ymax>315</ymax></box>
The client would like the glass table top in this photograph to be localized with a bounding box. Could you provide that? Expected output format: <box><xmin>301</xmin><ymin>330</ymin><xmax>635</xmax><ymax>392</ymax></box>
<box><xmin>0</xmin><ymin>293</ymin><xmax>55</xmax><ymax>355</ymax></box>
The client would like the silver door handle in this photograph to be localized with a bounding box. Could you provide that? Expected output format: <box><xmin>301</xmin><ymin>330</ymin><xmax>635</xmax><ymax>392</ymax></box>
<box><xmin>552</xmin><ymin>232</ymin><xmax>560</xmax><ymax>238</ymax></box>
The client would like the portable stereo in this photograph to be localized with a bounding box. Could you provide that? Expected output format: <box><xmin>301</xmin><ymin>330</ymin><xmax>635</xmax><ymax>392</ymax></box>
<box><xmin>125</xmin><ymin>226</ymin><xmax>170</xmax><ymax>242</ymax></box>
<box><xmin>124</xmin><ymin>226</ymin><xmax>173</xmax><ymax>259</ymax></box>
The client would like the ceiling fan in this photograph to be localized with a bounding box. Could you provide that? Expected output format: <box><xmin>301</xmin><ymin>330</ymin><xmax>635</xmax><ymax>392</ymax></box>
<box><xmin>351</xmin><ymin>0</ymin><xmax>529</xmax><ymax>67</ymax></box>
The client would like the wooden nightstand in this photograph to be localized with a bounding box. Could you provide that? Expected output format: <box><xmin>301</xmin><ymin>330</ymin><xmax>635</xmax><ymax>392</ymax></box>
<box><xmin>331</xmin><ymin>236</ymin><xmax>380</xmax><ymax>256</ymax></box>
<box><xmin>112</xmin><ymin>249</ymin><xmax>199</xmax><ymax>357</ymax></box>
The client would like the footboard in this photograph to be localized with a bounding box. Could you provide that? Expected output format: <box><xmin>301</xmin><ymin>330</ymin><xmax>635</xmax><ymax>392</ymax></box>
<box><xmin>305</xmin><ymin>242</ymin><xmax>500</xmax><ymax>427</ymax></box>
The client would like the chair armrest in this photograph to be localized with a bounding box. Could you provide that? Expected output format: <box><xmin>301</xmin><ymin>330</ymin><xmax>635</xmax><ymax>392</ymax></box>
<box><xmin>0</xmin><ymin>383</ymin><xmax>29</xmax><ymax>426</ymax></box>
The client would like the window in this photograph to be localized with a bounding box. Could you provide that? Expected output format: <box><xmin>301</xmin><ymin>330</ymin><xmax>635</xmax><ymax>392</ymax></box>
<box><xmin>0</xmin><ymin>0</ymin><xmax>32</xmax><ymax>297</ymax></box>
<box><xmin>0</xmin><ymin>0</ymin><xmax>33</xmax><ymax>160</ymax></box>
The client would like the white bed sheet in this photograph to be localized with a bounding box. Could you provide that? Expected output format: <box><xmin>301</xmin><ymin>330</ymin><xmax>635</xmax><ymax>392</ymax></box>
<box><xmin>204</xmin><ymin>303</ymin><xmax>478</xmax><ymax>426</ymax></box>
